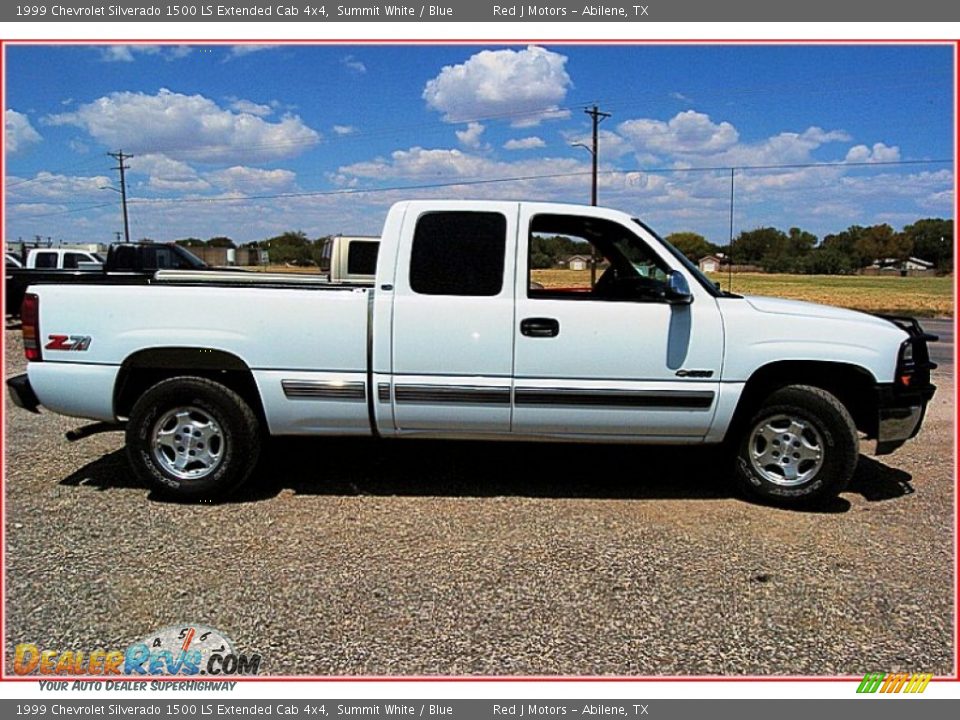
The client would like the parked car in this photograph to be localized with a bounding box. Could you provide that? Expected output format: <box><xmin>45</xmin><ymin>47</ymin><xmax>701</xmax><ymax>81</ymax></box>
<box><xmin>6</xmin><ymin>200</ymin><xmax>936</xmax><ymax>506</ymax></box>
<box><xmin>18</xmin><ymin>247</ymin><xmax>105</xmax><ymax>270</ymax></box>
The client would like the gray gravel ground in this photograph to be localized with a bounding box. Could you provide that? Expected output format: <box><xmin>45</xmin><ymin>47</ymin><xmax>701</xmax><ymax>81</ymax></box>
<box><xmin>3</xmin><ymin>323</ymin><xmax>955</xmax><ymax>677</ymax></box>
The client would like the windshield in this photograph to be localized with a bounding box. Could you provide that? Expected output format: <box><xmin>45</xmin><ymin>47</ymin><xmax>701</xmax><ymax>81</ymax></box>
<box><xmin>632</xmin><ymin>219</ymin><xmax>730</xmax><ymax>298</ymax></box>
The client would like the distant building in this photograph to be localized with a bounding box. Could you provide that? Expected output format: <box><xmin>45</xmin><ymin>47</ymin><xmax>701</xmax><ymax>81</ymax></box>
<box><xmin>565</xmin><ymin>254</ymin><xmax>592</xmax><ymax>271</ymax></box>
<box><xmin>698</xmin><ymin>253</ymin><xmax>726</xmax><ymax>273</ymax></box>
<box><xmin>866</xmin><ymin>256</ymin><xmax>935</xmax><ymax>276</ymax></box>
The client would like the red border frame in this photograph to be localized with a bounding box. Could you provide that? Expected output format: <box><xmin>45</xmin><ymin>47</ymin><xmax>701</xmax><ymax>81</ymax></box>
<box><xmin>0</xmin><ymin>37</ymin><xmax>956</xmax><ymax>686</ymax></box>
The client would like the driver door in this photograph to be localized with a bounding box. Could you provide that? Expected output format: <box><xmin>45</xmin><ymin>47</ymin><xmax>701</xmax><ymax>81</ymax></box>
<box><xmin>511</xmin><ymin>205</ymin><xmax>723</xmax><ymax>439</ymax></box>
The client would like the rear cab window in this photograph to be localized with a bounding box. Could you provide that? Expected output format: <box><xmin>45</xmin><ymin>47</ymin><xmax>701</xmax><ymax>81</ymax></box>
<box><xmin>347</xmin><ymin>241</ymin><xmax>380</xmax><ymax>276</ymax></box>
<box><xmin>409</xmin><ymin>211</ymin><xmax>507</xmax><ymax>296</ymax></box>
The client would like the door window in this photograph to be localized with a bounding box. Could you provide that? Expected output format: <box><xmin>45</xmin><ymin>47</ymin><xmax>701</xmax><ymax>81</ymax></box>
<box><xmin>528</xmin><ymin>214</ymin><xmax>670</xmax><ymax>302</ymax></box>
<box><xmin>33</xmin><ymin>252</ymin><xmax>57</xmax><ymax>268</ymax></box>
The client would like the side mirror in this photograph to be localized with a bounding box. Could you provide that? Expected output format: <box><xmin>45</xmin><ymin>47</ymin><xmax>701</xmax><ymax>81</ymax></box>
<box><xmin>666</xmin><ymin>271</ymin><xmax>693</xmax><ymax>305</ymax></box>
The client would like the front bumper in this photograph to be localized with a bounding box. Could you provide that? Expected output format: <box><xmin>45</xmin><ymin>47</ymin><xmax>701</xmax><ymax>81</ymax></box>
<box><xmin>6</xmin><ymin>373</ymin><xmax>40</xmax><ymax>413</ymax></box>
<box><xmin>875</xmin><ymin>382</ymin><xmax>935</xmax><ymax>455</ymax></box>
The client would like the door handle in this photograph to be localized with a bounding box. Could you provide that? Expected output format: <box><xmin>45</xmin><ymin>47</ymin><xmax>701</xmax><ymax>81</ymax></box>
<box><xmin>520</xmin><ymin>317</ymin><xmax>560</xmax><ymax>338</ymax></box>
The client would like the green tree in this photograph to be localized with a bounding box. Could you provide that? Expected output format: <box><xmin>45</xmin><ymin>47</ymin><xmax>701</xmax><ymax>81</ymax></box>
<box><xmin>263</xmin><ymin>231</ymin><xmax>313</xmax><ymax>265</ymax></box>
<box><xmin>207</xmin><ymin>236</ymin><xmax>236</xmax><ymax>249</ymax></box>
<box><xmin>175</xmin><ymin>237</ymin><xmax>205</xmax><ymax>247</ymax></box>
<box><xmin>665</xmin><ymin>232</ymin><xmax>717</xmax><ymax>262</ymax></box>
<box><xmin>903</xmin><ymin>218</ymin><xmax>953</xmax><ymax>272</ymax></box>
<box><xmin>733</xmin><ymin>227</ymin><xmax>787</xmax><ymax>266</ymax></box>
<box><xmin>804</xmin><ymin>246</ymin><xmax>856</xmax><ymax>275</ymax></box>
<box><xmin>855</xmin><ymin>224</ymin><xmax>898</xmax><ymax>267</ymax></box>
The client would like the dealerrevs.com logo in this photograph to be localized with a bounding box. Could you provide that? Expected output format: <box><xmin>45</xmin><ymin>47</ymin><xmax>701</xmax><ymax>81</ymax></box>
<box><xmin>856</xmin><ymin>672</ymin><xmax>932</xmax><ymax>694</ymax></box>
<box><xmin>14</xmin><ymin>624</ymin><xmax>261</xmax><ymax>676</ymax></box>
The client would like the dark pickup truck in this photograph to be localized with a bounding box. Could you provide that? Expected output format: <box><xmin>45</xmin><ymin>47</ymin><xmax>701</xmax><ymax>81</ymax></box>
<box><xmin>5</xmin><ymin>242</ymin><xmax>209</xmax><ymax>317</ymax></box>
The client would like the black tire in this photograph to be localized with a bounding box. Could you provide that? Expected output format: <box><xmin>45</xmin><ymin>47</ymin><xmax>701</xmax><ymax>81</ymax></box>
<box><xmin>126</xmin><ymin>376</ymin><xmax>261</xmax><ymax>501</ymax></box>
<box><xmin>733</xmin><ymin>384</ymin><xmax>858</xmax><ymax>506</ymax></box>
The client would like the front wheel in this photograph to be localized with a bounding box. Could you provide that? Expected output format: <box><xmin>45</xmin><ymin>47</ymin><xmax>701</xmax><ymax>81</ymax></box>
<box><xmin>734</xmin><ymin>384</ymin><xmax>858</xmax><ymax>506</ymax></box>
<box><xmin>126</xmin><ymin>376</ymin><xmax>261</xmax><ymax>501</ymax></box>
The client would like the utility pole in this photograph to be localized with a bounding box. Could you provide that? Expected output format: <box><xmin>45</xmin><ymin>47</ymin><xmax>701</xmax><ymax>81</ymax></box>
<box><xmin>108</xmin><ymin>150</ymin><xmax>133</xmax><ymax>243</ymax></box>
<box><xmin>728</xmin><ymin>167</ymin><xmax>735</xmax><ymax>292</ymax></box>
<box><xmin>584</xmin><ymin>104</ymin><xmax>610</xmax><ymax>286</ymax></box>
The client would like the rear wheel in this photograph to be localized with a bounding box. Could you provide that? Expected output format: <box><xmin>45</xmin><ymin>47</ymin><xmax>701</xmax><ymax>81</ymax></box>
<box><xmin>734</xmin><ymin>384</ymin><xmax>858</xmax><ymax>506</ymax></box>
<box><xmin>126</xmin><ymin>376</ymin><xmax>260</xmax><ymax>501</ymax></box>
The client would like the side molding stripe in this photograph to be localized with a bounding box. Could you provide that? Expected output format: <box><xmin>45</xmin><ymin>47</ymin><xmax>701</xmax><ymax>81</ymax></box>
<box><xmin>394</xmin><ymin>385</ymin><xmax>511</xmax><ymax>406</ymax></box>
<box><xmin>282</xmin><ymin>380</ymin><xmax>367</xmax><ymax>401</ymax></box>
<box><xmin>514</xmin><ymin>387</ymin><xmax>714</xmax><ymax>410</ymax></box>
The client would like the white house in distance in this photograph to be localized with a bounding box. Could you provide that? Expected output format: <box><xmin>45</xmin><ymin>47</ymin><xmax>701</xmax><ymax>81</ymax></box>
<box><xmin>566</xmin><ymin>254</ymin><xmax>592</xmax><ymax>271</ymax></box>
<box><xmin>698</xmin><ymin>253</ymin><xmax>726</xmax><ymax>273</ymax></box>
<box><xmin>869</xmin><ymin>256</ymin><xmax>935</xmax><ymax>273</ymax></box>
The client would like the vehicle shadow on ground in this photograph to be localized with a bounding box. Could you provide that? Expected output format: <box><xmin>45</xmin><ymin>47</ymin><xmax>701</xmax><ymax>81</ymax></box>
<box><xmin>58</xmin><ymin>438</ymin><xmax>914</xmax><ymax>512</ymax></box>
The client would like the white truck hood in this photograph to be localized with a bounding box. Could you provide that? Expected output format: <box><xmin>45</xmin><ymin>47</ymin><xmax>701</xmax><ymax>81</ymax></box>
<box><xmin>742</xmin><ymin>294</ymin><xmax>897</xmax><ymax>330</ymax></box>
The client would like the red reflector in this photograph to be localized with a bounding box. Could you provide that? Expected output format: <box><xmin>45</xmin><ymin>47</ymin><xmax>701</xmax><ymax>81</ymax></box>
<box><xmin>21</xmin><ymin>293</ymin><xmax>41</xmax><ymax>362</ymax></box>
<box><xmin>899</xmin><ymin>375</ymin><xmax>912</xmax><ymax>386</ymax></box>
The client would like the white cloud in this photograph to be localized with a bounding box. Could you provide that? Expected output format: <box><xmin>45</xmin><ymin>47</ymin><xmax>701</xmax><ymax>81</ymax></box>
<box><xmin>341</xmin><ymin>55</ymin><xmax>367</xmax><ymax>74</ymax></box>
<box><xmin>5</xmin><ymin>109</ymin><xmax>42</xmax><ymax>154</ymax></box>
<box><xmin>670</xmin><ymin>91</ymin><xmax>693</xmax><ymax>103</ymax></box>
<box><xmin>335</xmin><ymin>146</ymin><xmax>588</xmax><ymax>190</ymax></box>
<box><xmin>46</xmin><ymin>89</ymin><xmax>320</xmax><ymax>164</ymax></box>
<box><xmin>423</xmin><ymin>46</ymin><xmax>572</xmax><ymax>126</ymax></box>
<box><xmin>504</xmin><ymin>136</ymin><xmax>546</xmax><ymax>150</ymax></box>
<box><xmin>919</xmin><ymin>189</ymin><xmax>954</xmax><ymax>210</ymax></box>
<box><xmin>228</xmin><ymin>98</ymin><xmax>274</xmax><ymax>117</ymax></box>
<box><xmin>618</xmin><ymin>110</ymin><xmax>739</xmax><ymax>156</ymax></box>
<box><xmin>455</xmin><ymin>122</ymin><xmax>486</xmax><ymax>149</ymax></box>
<box><xmin>206</xmin><ymin>166</ymin><xmax>297</xmax><ymax>194</ymax></box>
<box><xmin>845</xmin><ymin>142</ymin><xmax>901</xmax><ymax>164</ymax></box>
<box><xmin>128</xmin><ymin>154</ymin><xmax>210</xmax><ymax>192</ymax></box>
<box><xmin>332</xmin><ymin>125</ymin><xmax>357</xmax><ymax>136</ymax></box>
<box><xmin>5</xmin><ymin>172</ymin><xmax>113</xmax><ymax>201</ymax></box>
<box><xmin>97</xmin><ymin>45</ymin><xmax>191</xmax><ymax>62</ymax></box>
<box><xmin>227</xmin><ymin>45</ymin><xmax>280</xmax><ymax>59</ymax></box>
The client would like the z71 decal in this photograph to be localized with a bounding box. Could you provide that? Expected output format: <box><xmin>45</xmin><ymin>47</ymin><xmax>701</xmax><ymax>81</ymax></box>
<box><xmin>45</xmin><ymin>335</ymin><xmax>92</xmax><ymax>352</ymax></box>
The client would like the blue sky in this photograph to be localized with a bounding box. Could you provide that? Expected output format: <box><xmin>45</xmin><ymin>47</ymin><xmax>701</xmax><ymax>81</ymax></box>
<box><xmin>4</xmin><ymin>43</ymin><xmax>954</xmax><ymax>245</ymax></box>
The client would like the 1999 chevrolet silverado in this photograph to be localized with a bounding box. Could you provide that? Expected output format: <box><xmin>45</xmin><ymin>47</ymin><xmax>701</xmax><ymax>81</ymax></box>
<box><xmin>6</xmin><ymin>201</ymin><xmax>936</xmax><ymax>505</ymax></box>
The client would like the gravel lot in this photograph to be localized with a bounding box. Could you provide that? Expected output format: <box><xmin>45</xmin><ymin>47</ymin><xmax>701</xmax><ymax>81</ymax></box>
<box><xmin>3</xmin><ymin>322</ymin><xmax>955</xmax><ymax>677</ymax></box>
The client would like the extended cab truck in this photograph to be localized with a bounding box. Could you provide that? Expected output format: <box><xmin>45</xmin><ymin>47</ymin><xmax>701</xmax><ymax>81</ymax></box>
<box><xmin>6</xmin><ymin>201</ymin><xmax>936</xmax><ymax>505</ymax></box>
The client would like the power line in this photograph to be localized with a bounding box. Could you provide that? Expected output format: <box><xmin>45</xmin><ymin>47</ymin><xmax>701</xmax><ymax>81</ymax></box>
<box><xmin>111</xmin><ymin>156</ymin><xmax>951</xmax><ymax>208</ymax></box>
<box><xmin>7</xmin><ymin>202</ymin><xmax>116</xmax><ymax>219</ymax></box>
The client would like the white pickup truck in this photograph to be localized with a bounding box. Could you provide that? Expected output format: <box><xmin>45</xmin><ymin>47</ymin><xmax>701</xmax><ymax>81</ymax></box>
<box><xmin>7</xmin><ymin>200</ymin><xmax>936</xmax><ymax>505</ymax></box>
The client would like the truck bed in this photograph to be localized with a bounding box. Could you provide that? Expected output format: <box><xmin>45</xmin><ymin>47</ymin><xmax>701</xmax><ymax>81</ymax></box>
<box><xmin>27</xmin><ymin>281</ymin><xmax>374</xmax><ymax>435</ymax></box>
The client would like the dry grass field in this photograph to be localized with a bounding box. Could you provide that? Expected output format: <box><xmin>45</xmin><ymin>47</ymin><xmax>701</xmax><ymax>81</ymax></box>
<box><xmin>530</xmin><ymin>269</ymin><xmax>954</xmax><ymax>317</ymax></box>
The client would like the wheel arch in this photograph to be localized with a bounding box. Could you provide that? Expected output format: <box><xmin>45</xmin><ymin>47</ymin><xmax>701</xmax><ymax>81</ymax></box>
<box><xmin>113</xmin><ymin>347</ymin><xmax>266</xmax><ymax>425</ymax></box>
<box><xmin>727</xmin><ymin>360</ymin><xmax>879</xmax><ymax>442</ymax></box>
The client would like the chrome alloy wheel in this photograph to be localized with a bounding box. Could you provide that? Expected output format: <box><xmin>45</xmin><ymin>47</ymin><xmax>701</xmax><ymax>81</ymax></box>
<box><xmin>748</xmin><ymin>413</ymin><xmax>824</xmax><ymax>487</ymax></box>
<box><xmin>151</xmin><ymin>406</ymin><xmax>224</xmax><ymax>481</ymax></box>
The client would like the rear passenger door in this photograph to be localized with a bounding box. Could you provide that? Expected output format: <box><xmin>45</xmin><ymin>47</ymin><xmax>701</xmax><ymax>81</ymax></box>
<box><xmin>389</xmin><ymin>204</ymin><xmax>517</xmax><ymax>434</ymax></box>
